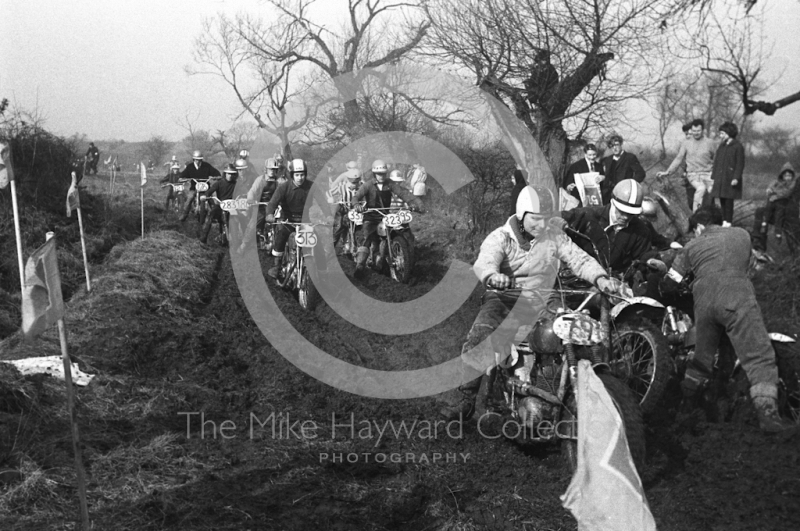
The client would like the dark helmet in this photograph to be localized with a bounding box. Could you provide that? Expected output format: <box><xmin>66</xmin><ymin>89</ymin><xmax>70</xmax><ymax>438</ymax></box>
<box><xmin>527</xmin><ymin>316</ymin><xmax>562</xmax><ymax>355</ymax></box>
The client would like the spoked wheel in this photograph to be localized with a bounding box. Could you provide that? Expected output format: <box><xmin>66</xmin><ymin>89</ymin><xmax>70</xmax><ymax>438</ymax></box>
<box><xmin>388</xmin><ymin>234</ymin><xmax>412</xmax><ymax>283</ymax></box>
<box><xmin>775</xmin><ymin>342</ymin><xmax>800</xmax><ymax>424</ymax></box>
<box><xmin>560</xmin><ymin>373</ymin><xmax>646</xmax><ymax>476</ymax></box>
<box><xmin>609</xmin><ymin>321</ymin><xmax>671</xmax><ymax>414</ymax></box>
<box><xmin>297</xmin><ymin>266</ymin><xmax>321</xmax><ymax>311</ymax></box>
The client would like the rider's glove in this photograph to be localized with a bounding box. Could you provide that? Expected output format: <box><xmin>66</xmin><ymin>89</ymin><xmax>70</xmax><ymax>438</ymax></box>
<box><xmin>596</xmin><ymin>276</ymin><xmax>633</xmax><ymax>299</ymax></box>
<box><xmin>266</xmin><ymin>213</ymin><xmax>275</xmax><ymax>223</ymax></box>
<box><xmin>355</xmin><ymin>204</ymin><xmax>366</xmax><ymax>213</ymax></box>
<box><xmin>487</xmin><ymin>273</ymin><xmax>513</xmax><ymax>290</ymax></box>
<box><xmin>200</xmin><ymin>196</ymin><xmax>208</xmax><ymax>202</ymax></box>
<box><xmin>548</xmin><ymin>216</ymin><xmax>568</xmax><ymax>232</ymax></box>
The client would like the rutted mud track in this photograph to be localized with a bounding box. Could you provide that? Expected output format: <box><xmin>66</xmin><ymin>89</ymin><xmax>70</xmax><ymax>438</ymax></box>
<box><xmin>1</xmin><ymin>202</ymin><xmax>799</xmax><ymax>530</ymax></box>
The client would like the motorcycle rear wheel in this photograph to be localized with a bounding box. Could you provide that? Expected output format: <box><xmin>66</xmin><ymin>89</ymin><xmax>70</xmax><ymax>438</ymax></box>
<box><xmin>609</xmin><ymin>321</ymin><xmax>671</xmax><ymax>415</ymax></box>
<box><xmin>561</xmin><ymin>373</ymin><xmax>646</xmax><ymax>477</ymax></box>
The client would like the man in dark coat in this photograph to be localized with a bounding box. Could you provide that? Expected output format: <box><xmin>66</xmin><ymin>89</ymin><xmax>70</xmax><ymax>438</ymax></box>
<box><xmin>600</xmin><ymin>134</ymin><xmax>646</xmax><ymax>205</ymax></box>
<box><xmin>509</xmin><ymin>167</ymin><xmax>527</xmax><ymax>217</ymax></box>
<box><xmin>667</xmin><ymin>206</ymin><xmax>793</xmax><ymax>433</ymax></box>
<box><xmin>710</xmin><ymin>121</ymin><xmax>745</xmax><ymax>227</ymax></box>
<box><xmin>178</xmin><ymin>150</ymin><xmax>221</xmax><ymax>222</ymax></box>
<box><xmin>561</xmin><ymin>179</ymin><xmax>651</xmax><ymax>274</ymax></box>
<box><xmin>85</xmin><ymin>142</ymin><xmax>100</xmax><ymax>175</ymax></box>
<box><xmin>563</xmin><ymin>143</ymin><xmax>604</xmax><ymax>207</ymax></box>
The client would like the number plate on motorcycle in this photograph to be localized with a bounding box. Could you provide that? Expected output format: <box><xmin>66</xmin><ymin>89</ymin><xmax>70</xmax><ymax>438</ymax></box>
<box><xmin>294</xmin><ymin>228</ymin><xmax>317</xmax><ymax>248</ymax></box>
<box><xmin>173</xmin><ymin>184</ymin><xmax>184</xmax><ymax>193</ymax></box>
<box><xmin>347</xmin><ymin>210</ymin><xmax>363</xmax><ymax>223</ymax></box>
<box><xmin>196</xmin><ymin>182</ymin><xmax>209</xmax><ymax>192</ymax></box>
<box><xmin>385</xmin><ymin>210</ymin><xmax>411</xmax><ymax>228</ymax></box>
<box><xmin>552</xmin><ymin>314</ymin><xmax>606</xmax><ymax>345</ymax></box>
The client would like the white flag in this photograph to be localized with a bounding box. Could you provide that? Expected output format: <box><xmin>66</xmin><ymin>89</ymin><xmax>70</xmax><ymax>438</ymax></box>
<box><xmin>140</xmin><ymin>162</ymin><xmax>147</xmax><ymax>187</ymax></box>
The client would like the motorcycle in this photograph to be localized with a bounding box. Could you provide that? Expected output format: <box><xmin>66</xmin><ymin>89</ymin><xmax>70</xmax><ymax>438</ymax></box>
<box><xmin>181</xmin><ymin>177</ymin><xmax>220</xmax><ymax>226</ymax></box>
<box><xmin>483</xmin><ymin>285</ymin><xmax>646</xmax><ymax>473</ymax></box>
<box><xmin>161</xmin><ymin>182</ymin><xmax>187</xmax><ymax>214</ymax></box>
<box><xmin>274</xmin><ymin>221</ymin><xmax>326</xmax><ymax>311</ymax></box>
<box><xmin>254</xmin><ymin>205</ymin><xmax>282</xmax><ymax>253</ymax></box>
<box><xmin>561</xmin><ymin>227</ymin><xmax>672</xmax><ymax>414</ymax></box>
<box><xmin>350</xmin><ymin>206</ymin><xmax>417</xmax><ymax>283</ymax></box>
<box><xmin>203</xmin><ymin>195</ymin><xmax>249</xmax><ymax>246</ymax></box>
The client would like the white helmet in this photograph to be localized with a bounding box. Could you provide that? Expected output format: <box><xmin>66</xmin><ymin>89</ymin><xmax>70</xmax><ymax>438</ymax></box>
<box><xmin>611</xmin><ymin>179</ymin><xmax>644</xmax><ymax>215</ymax></box>
<box><xmin>238</xmin><ymin>149</ymin><xmax>249</xmax><ymax>159</ymax></box>
<box><xmin>389</xmin><ymin>169</ymin><xmax>404</xmax><ymax>183</ymax></box>
<box><xmin>515</xmin><ymin>186</ymin><xmax>555</xmax><ymax>220</ymax></box>
<box><xmin>346</xmin><ymin>169</ymin><xmax>362</xmax><ymax>182</ymax></box>
<box><xmin>371</xmin><ymin>159</ymin><xmax>388</xmax><ymax>174</ymax></box>
<box><xmin>235</xmin><ymin>158</ymin><xmax>248</xmax><ymax>170</ymax></box>
<box><xmin>192</xmin><ymin>150</ymin><xmax>203</xmax><ymax>160</ymax></box>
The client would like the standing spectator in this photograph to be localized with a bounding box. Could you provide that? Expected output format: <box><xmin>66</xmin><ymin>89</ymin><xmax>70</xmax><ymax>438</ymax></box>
<box><xmin>760</xmin><ymin>162</ymin><xmax>797</xmax><ymax>241</ymax></box>
<box><xmin>751</xmin><ymin>164</ymin><xmax>800</xmax><ymax>252</ymax></box>
<box><xmin>600</xmin><ymin>134</ymin><xmax>645</xmax><ymax>205</ymax></box>
<box><xmin>509</xmin><ymin>166</ymin><xmax>528</xmax><ymax>217</ymax></box>
<box><xmin>710</xmin><ymin>122</ymin><xmax>744</xmax><ymax>227</ymax></box>
<box><xmin>85</xmin><ymin>142</ymin><xmax>100</xmax><ymax>175</ymax></box>
<box><xmin>563</xmin><ymin>144</ymin><xmax>604</xmax><ymax>207</ymax></box>
<box><xmin>658</xmin><ymin>119</ymin><xmax>717</xmax><ymax>211</ymax></box>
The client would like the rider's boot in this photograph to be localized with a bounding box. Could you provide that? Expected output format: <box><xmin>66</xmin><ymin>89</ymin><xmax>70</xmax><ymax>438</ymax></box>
<box><xmin>354</xmin><ymin>246</ymin><xmax>369</xmax><ymax>279</ymax></box>
<box><xmin>751</xmin><ymin>383</ymin><xmax>796</xmax><ymax>433</ymax></box>
<box><xmin>265</xmin><ymin>254</ymin><xmax>280</xmax><ymax>279</ymax></box>
<box><xmin>438</xmin><ymin>377</ymin><xmax>481</xmax><ymax>422</ymax></box>
<box><xmin>199</xmin><ymin>215</ymin><xmax>213</xmax><ymax>244</ymax></box>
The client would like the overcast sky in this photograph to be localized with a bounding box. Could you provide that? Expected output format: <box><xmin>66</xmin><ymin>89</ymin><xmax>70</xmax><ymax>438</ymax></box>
<box><xmin>3</xmin><ymin>0</ymin><xmax>799</xmax><ymax>147</ymax></box>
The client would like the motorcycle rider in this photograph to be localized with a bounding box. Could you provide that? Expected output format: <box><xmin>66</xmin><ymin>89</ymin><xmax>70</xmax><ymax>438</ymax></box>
<box><xmin>439</xmin><ymin>186</ymin><xmax>629</xmax><ymax>421</ymax></box>
<box><xmin>235</xmin><ymin>157</ymin><xmax>256</xmax><ymax>193</ymax></box>
<box><xmin>200</xmin><ymin>163</ymin><xmax>239</xmax><ymax>245</ymax></box>
<box><xmin>332</xmin><ymin>168</ymin><xmax>363</xmax><ymax>253</ymax></box>
<box><xmin>179</xmin><ymin>150</ymin><xmax>221</xmax><ymax>222</ymax></box>
<box><xmin>160</xmin><ymin>161</ymin><xmax>183</xmax><ymax>210</ymax></box>
<box><xmin>561</xmin><ymin>179</ymin><xmax>652</xmax><ymax>274</ymax></box>
<box><xmin>264</xmin><ymin>158</ymin><xmax>330</xmax><ymax>279</ymax></box>
<box><xmin>85</xmin><ymin>142</ymin><xmax>100</xmax><ymax>175</ymax></box>
<box><xmin>352</xmin><ymin>160</ymin><xmax>424</xmax><ymax>278</ymax></box>
<box><xmin>665</xmin><ymin>206</ymin><xmax>794</xmax><ymax>433</ymax></box>
<box><xmin>238</xmin><ymin>157</ymin><xmax>282</xmax><ymax>254</ymax></box>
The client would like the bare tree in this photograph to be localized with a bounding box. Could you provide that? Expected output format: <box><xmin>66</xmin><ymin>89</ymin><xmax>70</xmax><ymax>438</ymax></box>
<box><xmin>213</xmin><ymin>121</ymin><xmax>259</xmax><ymax>159</ymax></box>
<box><xmin>424</xmin><ymin>0</ymin><xmax>670</xmax><ymax>181</ymax></box>
<box><xmin>191</xmin><ymin>0</ymin><xmax>431</xmax><ymax>146</ymax></box>
<box><xmin>176</xmin><ymin>111</ymin><xmax>220</xmax><ymax>159</ymax></box>
<box><xmin>749</xmin><ymin>125</ymin><xmax>795</xmax><ymax>159</ymax></box>
<box><xmin>140</xmin><ymin>136</ymin><xmax>172</xmax><ymax>167</ymax></box>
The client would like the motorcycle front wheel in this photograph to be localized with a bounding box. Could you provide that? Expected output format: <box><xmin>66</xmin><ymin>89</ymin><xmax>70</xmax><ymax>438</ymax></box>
<box><xmin>609</xmin><ymin>321</ymin><xmax>671</xmax><ymax>415</ymax></box>
<box><xmin>298</xmin><ymin>265</ymin><xmax>320</xmax><ymax>311</ymax></box>
<box><xmin>561</xmin><ymin>373</ymin><xmax>646</xmax><ymax>477</ymax></box>
<box><xmin>388</xmin><ymin>234</ymin><xmax>412</xmax><ymax>283</ymax></box>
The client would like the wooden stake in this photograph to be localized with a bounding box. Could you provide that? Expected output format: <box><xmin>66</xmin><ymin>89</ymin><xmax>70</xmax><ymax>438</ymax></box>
<box><xmin>58</xmin><ymin>319</ymin><xmax>91</xmax><ymax>531</ymax></box>
<box><xmin>141</xmin><ymin>186</ymin><xmax>145</xmax><ymax>238</ymax></box>
<box><xmin>76</xmin><ymin>207</ymin><xmax>91</xmax><ymax>292</ymax></box>
<box><xmin>10</xmin><ymin>179</ymin><xmax>25</xmax><ymax>294</ymax></box>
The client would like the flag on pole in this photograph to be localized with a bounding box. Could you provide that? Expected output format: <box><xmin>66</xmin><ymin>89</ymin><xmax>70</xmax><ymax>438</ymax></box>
<box><xmin>140</xmin><ymin>162</ymin><xmax>147</xmax><ymax>187</ymax></box>
<box><xmin>66</xmin><ymin>172</ymin><xmax>80</xmax><ymax>217</ymax></box>
<box><xmin>561</xmin><ymin>360</ymin><xmax>657</xmax><ymax>531</ymax></box>
<box><xmin>0</xmin><ymin>141</ymin><xmax>14</xmax><ymax>189</ymax></box>
<box><xmin>21</xmin><ymin>237</ymin><xmax>65</xmax><ymax>342</ymax></box>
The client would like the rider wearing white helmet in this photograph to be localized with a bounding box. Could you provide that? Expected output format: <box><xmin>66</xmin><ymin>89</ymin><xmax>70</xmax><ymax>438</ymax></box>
<box><xmin>352</xmin><ymin>159</ymin><xmax>424</xmax><ymax>277</ymax></box>
<box><xmin>200</xmin><ymin>163</ymin><xmax>239</xmax><ymax>245</ymax></box>
<box><xmin>264</xmin><ymin>158</ymin><xmax>330</xmax><ymax>278</ymax></box>
<box><xmin>561</xmin><ymin>178</ymin><xmax>653</xmax><ymax>273</ymax></box>
<box><xmin>160</xmin><ymin>161</ymin><xmax>184</xmax><ymax>210</ymax></box>
<box><xmin>178</xmin><ymin>150</ymin><xmax>221</xmax><ymax>222</ymax></box>
<box><xmin>238</xmin><ymin>157</ymin><xmax>284</xmax><ymax>254</ymax></box>
<box><xmin>439</xmin><ymin>185</ymin><xmax>621</xmax><ymax>421</ymax></box>
<box><xmin>331</xmin><ymin>169</ymin><xmax>364</xmax><ymax>253</ymax></box>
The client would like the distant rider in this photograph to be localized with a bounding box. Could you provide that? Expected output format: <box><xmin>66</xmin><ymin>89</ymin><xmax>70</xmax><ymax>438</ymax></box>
<box><xmin>439</xmin><ymin>186</ymin><xmax>628</xmax><ymax>421</ymax></box>
<box><xmin>200</xmin><ymin>163</ymin><xmax>238</xmax><ymax>245</ymax></box>
<box><xmin>178</xmin><ymin>150</ymin><xmax>221</xmax><ymax>222</ymax></box>
<box><xmin>333</xmin><ymin>168</ymin><xmax>363</xmax><ymax>254</ymax></box>
<box><xmin>352</xmin><ymin>160</ymin><xmax>424</xmax><ymax>278</ymax></box>
<box><xmin>160</xmin><ymin>162</ymin><xmax>183</xmax><ymax>210</ymax></box>
<box><xmin>238</xmin><ymin>157</ymin><xmax>281</xmax><ymax>255</ymax></box>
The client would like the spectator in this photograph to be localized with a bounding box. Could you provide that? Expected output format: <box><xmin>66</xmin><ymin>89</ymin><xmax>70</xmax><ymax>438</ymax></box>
<box><xmin>751</xmin><ymin>167</ymin><xmax>800</xmax><ymax>252</ymax></box>
<box><xmin>759</xmin><ymin>162</ymin><xmax>797</xmax><ymax>242</ymax></box>
<box><xmin>85</xmin><ymin>142</ymin><xmax>100</xmax><ymax>175</ymax></box>
<box><xmin>563</xmin><ymin>144</ymin><xmax>604</xmax><ymax>207</ymax></box>
<box><xmin>658</xmin><ymin>119</ymin><xmax>717</xmax><ymax>211</ymax></box>
<box><xmin>600</xmin><ymin>134</ymin><xmax>645</xmax><ymax>205</ymax></box>
<box><xmin>509</xmin><ymin>166</ymin><xmax>527</xmax><ymax>216</ymax></box>
<box><xmin>709</xmin><ymin>122</ymin><xmax>744</xmax><ymax>227</ymax></box>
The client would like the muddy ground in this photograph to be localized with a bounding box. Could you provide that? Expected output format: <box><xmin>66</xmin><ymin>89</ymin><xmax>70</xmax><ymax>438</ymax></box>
<box><xmin>0</xmin><ymin>173</ymin><xmax>798</xmax><ymax>530</ymax></box>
